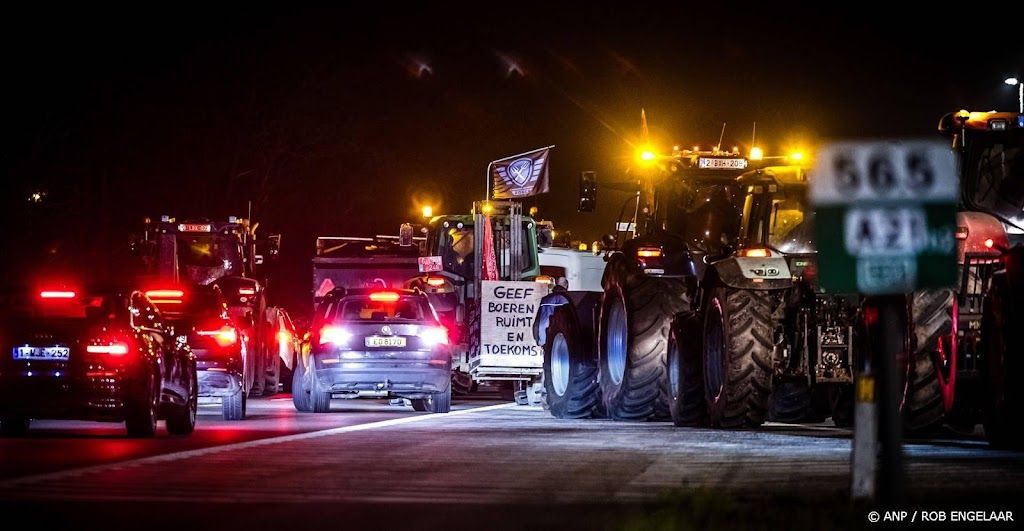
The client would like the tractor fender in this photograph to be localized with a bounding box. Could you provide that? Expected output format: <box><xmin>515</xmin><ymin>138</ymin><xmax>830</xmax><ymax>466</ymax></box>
<box><xmin>533</xmin><ymin>290</ymin><xmax>574</xmax><ymax>347</ymax></box>
<box><xmin>710</xmin><ymin>256</ymin><xmax>794</xmax><ymax>291</ymax></box>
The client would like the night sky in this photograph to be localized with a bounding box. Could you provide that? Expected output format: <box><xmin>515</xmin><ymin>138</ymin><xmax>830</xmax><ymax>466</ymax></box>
<box><xmin>2</xmin><ymin>4</ymin><xmax>1020</xmax><ymax>311</ymax></box>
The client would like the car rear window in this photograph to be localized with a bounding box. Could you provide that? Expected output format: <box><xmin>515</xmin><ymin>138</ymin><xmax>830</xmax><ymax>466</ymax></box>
<box><xmin>331</xmin><ymin>296</ymin><xmax>427</xmax><ymax>322</ymax></box>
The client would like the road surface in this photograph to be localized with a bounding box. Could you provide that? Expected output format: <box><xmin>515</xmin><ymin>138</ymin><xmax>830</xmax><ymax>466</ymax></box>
<box><xmin>1</xmin><ymin>395</ymin><xmax>1021</xmax><ymax>530</ymax></box>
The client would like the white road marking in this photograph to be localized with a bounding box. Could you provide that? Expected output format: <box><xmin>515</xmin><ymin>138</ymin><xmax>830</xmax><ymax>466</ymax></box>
<box><xmin>0</xmin><ymin>402</ymin><xmax>516</xmax><ymax>488</ymax></box>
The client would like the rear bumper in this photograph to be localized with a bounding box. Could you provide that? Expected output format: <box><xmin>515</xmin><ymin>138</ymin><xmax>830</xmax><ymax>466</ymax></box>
<box><xmin>195</xmin><ymin>349</ymin><xmax>243</xmax><ymax>398</ymax></box>
<box><xmin>197</xmin><ymin>368</ymin><xmax>242</xmax><ymax>397</ymax></box>
<box><xmin>313</xmin><ymin>363</ymin><xmax>450</xmax><ymax>395</ymax></box>
<box><xmin>0</xmin><ymin>369</ymin><xmax>144</xmax><ymax>422</ymax></box>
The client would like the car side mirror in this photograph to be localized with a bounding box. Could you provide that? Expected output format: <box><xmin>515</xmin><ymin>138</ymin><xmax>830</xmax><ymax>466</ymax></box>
<box><xmin>579</xmin><ymin>171</ymin><xmax>597</xmax><ymax>212</ymax></box>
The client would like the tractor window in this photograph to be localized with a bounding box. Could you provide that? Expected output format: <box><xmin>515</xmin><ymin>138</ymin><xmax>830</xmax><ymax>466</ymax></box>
<box><xmin>769</xmin><ymin>197</ymin><xmax>806</xmax><ymax>248</ymax></box>
<box><xmin>176</xmin><ymin>234</ymin><xmax>243</xmax><ymax>285</ymax></box>
<box><xmin>962</xmin><ymin>132</ymin><xmax>1024</xmax><ymax>224</ymax></box>
<box><xmin>440</xmin><ymin>227</ymin><xmax>475</xmax><ymax>278</ymax></box>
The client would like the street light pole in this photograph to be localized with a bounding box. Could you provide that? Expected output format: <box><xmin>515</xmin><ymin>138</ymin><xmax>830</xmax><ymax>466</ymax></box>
<box><xmin>1006</xmin><ymin>77</ymin><xmax>1023</xmax><ymax>114</ymax></box>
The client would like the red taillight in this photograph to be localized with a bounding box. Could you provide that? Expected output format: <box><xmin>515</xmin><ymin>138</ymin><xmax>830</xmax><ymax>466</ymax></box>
<box><xmin>198</xmin><ymin>326</ymin><xmax>238</xmax><ymax>347</ymax></box>
<box><xmin>87</xmin><ymin>343</ymin><xmax>129</xmax><ymax>356</ymax></box>
<box><xmin>238</xmin><ymin>287</ymin><xmax>256</xmax><ymax>296</ymax></box>
<box><xmin>319</xmin><ymin>326</ymin><xmax>352</xmax><ymax>345</ymax></box>
<box><xmin>636</xmin><ymin>247</ymin><xmax>662</xmax><ymax>258</ymax></box>
<box><xmin>740</xmin><ymin>247</ymin><xmax>770</xmax><ymax>258</ymax></box>
<box><xmin>146</xmin><ymin>289</ymin><xmax>185</xmax><ymax>304</ymax></box>
<box><xmin>425</xmin><ymin>277</ymin><xmax>446</xmax><ymax>287</ymax></box>
<box><xmin>40</xmin><ymin>290</ymin><xmax>76</xmax><ymax>299</ymax></box>
<box><xmin>369</xmin><ymin>291</ymin><xmax>400</xmax><ymax>302</ymax></box>
<box><xmin>419</xmin><ymin>326</ymin><xmax>448</xmax><ymax>346</ymax></box>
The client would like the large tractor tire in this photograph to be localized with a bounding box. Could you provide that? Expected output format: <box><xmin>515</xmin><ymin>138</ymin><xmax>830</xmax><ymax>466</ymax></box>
<box><xmin>904</xmin><ymin>289</ymin><xmax>955</xmax><ymax>433</ymax></box>
<box><xmin>980</xmin><ymin>275</ymin><xmax>1024</xmax><ymax>448</ymax></box>
<box><xmin>542</xmin><ymin>305</ymin><xmax>601</xmax><ymax>419</ymax></box>
<box><xmin>769</xmin><ymin>380</ymin><xmax>814</xmax><ymax>423</ymax></box>
<box><xmin>702</xmin><ymin>286</ymin><xmax>773</xmax><ymax>428</ymax></box>
<box><xmin>667</xmin><ymin>312</ymin><xmax>706</xmax><ymax>426</ymax></box>
<box><xmin>599</xmin><ymin>259</ymin><xmax>689</xmax><ymax>421</ymax></box>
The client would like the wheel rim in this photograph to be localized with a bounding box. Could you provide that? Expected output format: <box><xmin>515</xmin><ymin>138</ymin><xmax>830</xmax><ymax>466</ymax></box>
<box><xmin>668</xmin><ymin>328</ymin><xmax>680</xmax><ymax>401</ymax></box>
<box><xmin>551</xmin><ymin>332</ymin><xmax>570</xmax><ymax>397</ymax></box>
<box><xmin>705</xmin><ymin>298</ymin><xmax>726</xmax><ymax>402</ymax></box>
<box><xmin>606</xmin><ymin>297</ymin><xmax>628</xmax><ymax>386</ymax></box>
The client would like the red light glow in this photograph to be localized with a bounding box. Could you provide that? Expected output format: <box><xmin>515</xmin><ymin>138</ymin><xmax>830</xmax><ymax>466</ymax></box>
<box><xmin>87</xmin><ymin>343</ymin><xmax>129</xmax><ymax>355</ymax></box>
<box><xmin>369</xmin><ymin>291</ymin><xmax>401</xmax><ymax>302</ymax></box>
<box><xmin>198</xmin><ymin>326</ymin><xmax>238</xmax><ymax>347</ymax></box>
<box><xmin>39</xmin><ymin>290</ymin><xmax>76</xmax><ymax>299</ymax></box>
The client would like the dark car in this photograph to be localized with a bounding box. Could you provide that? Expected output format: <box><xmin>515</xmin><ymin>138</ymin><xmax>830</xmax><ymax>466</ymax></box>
<box><xmin>293</xmin><ymin>288</ymin><xmax>452</xmax><ymax>413</ymax></box>
<box><xmin>0</xmin><ymin>287</ymin><xmax>198</xmax><ymax>437</ymax></box>
<box><xmin>147</xmin><ymin>285</ymin><xmax>251</xmax><ymax>420</ymax></box>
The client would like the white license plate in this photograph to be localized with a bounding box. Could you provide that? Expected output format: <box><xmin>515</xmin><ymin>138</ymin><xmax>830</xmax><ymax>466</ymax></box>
<box><xmin>365</xmin><ymin>336</ymin><xmax>406</xmax><ymax>348</ymax></box>
<box><xmin>698</xmin><ymin>157</ymin><xmax>748</xmax><ymax>169</ymax></box>
<box><xmin>13</xmin><ymin>346</ymin><xmax>70</xmax><ymax>361</ymax></box>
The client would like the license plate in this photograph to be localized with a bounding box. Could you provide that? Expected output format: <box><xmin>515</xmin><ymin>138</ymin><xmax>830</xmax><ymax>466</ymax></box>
<box><xmin>365</xmin><ymin>336</ymin><xmax>406</xmax><ymax>348</ymax></box>
<box><xmin>13</xmin><ymin>346</ymin><xmax>70</xmax><ymax>361</ymax></box>
<box><xmin>698</xmin><ymin>157</ymin><xmax>748</xmax><ymax>169</ymax></box>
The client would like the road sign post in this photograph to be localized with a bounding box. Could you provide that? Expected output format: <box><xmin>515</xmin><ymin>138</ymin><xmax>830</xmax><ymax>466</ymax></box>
<box><xmin>810</xmin><ymin>140</ymin><xmax>958</xmax><ymax>503</ymax></box>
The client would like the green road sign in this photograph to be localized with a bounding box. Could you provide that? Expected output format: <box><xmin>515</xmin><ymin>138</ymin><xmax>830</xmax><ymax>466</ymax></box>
<box><xmin>810</xmin><ymin>141</ymin><xmax>958</xmax><ymax>294</ymax></box>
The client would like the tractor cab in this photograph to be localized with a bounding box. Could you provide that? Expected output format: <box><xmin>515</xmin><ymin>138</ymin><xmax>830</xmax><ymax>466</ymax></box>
<box><xmin>939</xmin><ymin>110</ymin><xmax>1024</xmax><ymax>242</ymax></box>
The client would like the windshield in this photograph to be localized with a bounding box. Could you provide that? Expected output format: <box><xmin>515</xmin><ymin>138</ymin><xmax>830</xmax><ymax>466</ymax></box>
<box><xmin>439</xmin><ymin>226</ymin><xmax>475</xmax><ymax>278</ymax></box>
<box><xmin>331</xmin><ymin>297</ymin><xmax>428</xmax><ymax>322</ymax></box>
<box><xmin>961</xmin><ymin>131</ymin><xmax>1024</xmax><ymax>227</ymax></box>
<box><xmin>176</xmin><ymin>234</ymin><xmax>243</xmax><ymax>285</ymax></box>
<box><xmin>742</xmin><ymin>189</ymin><xmax>816</xmax><ymax>254</ymax></box>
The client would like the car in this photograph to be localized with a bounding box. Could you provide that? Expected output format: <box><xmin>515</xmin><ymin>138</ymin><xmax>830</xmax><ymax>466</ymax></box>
<box><xmin>147</xmin><ymin>285</ymin><xmax>251</xmax><ymax>420</ymax></box>
<box><xmin>0</xmin><ymin>286</ymin><xmax>198</xmax><ymax>437</ymax></box>
<box><xmin>293</xmin><ymin>288</ymin><xmax>452</xmax><ymax>413</ymax></box>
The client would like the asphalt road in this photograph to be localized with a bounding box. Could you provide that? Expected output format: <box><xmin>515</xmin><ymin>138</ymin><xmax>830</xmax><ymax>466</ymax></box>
<box><xmin>1</xmin><ymin>395</ymin><xmax>1022</xmax><ymax>530</ymax></box>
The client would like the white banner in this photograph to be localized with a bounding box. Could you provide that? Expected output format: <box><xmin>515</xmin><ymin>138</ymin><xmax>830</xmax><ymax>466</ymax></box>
<box><xmin>479</xmin><ymin>280</ymin><xmax>547</xmax><ymax>368</ymax></box>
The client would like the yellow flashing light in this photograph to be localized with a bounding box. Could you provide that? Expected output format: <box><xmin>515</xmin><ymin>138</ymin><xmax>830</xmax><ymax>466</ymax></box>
<box><xmin>749</xmin><ymin>147</ymin><xmax>764</xmax><ymax>161</ymax></box>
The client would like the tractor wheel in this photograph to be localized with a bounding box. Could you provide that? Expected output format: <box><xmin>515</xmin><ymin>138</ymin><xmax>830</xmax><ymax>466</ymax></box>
<box><xmin>667</xmin><ymin>312</ymin><xmax>706</xmax><ymax>427</ymax></box>
<box><xmin>981</xmin><ymin>275</ymin><xmax>1024</xmax><ymax>448</ymax></box>
<box><xmin>542</xmin><ymin>305</ymin><xmax>600</xmax><ymax>419</ymax></box>
<box><xmin>599</xmin><ymin>257</ymin><xmax>689</xmax><ymax>421</ymax></box>
<box><xmin>702</xmin><ymin>286</ymin><xmax>773</xmax><ymax>428</ymax></box>
<box><xmin>904</xmin><ymin>289</ymin><xmax>955</xmax><ymax>433</ymax></box>
<box><xmin>769</xmin><ymin>380</ymin><xmax>814</xmax><ymax>423</ymax></box>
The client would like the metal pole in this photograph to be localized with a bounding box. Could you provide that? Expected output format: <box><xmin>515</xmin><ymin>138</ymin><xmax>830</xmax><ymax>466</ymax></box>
<box><xmin>1018</xmin><ymin>82</ymin><xmax>1022</xmax><ymax>114</ymax></box>
<box><xmin>873</xmin><ymin>295</ymin><xmax>907</xmax><ymax>504</ymax></box>
<box><xmin>485</xmin><ymin>162</ymin><xmax>493</xmax><ymax>201</ymax></box>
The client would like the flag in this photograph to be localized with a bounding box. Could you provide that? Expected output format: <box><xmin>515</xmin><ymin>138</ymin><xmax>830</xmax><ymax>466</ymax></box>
<box><xmin>481</xmin><ymin>216</ymin><xmax>499</xmax><ymax>281</ymax></box>
<box><xmin>490</xmin><ymin>146</ymin><xmax>551</xmax><ymax>199</ymax></box>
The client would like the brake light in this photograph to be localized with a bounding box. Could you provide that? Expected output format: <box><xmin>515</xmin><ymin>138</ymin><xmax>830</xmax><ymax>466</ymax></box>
<box><xmin>636</xmin><ymin>247</ymin><xmax>662</xmax><ymax>258</ymax></box>
<box><xmin>425</xmin><ymin>277</ymin><xmax>446</xmax><ymax>287</ymax></box>
<box><xmin>197</xmin><ymin>326</ymin><xmax>238</xmax><ymax>347</ymax></box>
<box><xmin>319</xmin><ymin>326</ymin><xmax>352</xmax><ymax>346</ymax></box>
<box><xmin>238</xmin><ymin>287</ymin><xmax>256</xmax><ymax>296</ymax></box>
<box><xmin>369</xmin><ymin>291</ymin><xmax>400</xmax><ymax>302</ymax></box>
<box><xmin>87</xmin><ymin>343</ymin><xmax>129</xmax><ymax>356</ymax></box>
<box><xmin>740</xmin><ymin>248</ymin><xmax>770</xmax><ymax>258</ymax></box>
<box><xmin>40</xmin><ymin>290</ymin><xmax>76</xmax><ymax>299</ymax></box>
<box><xmin>146</xmin><ymin>289</ymin><xmax>185</xmax><ymax>304</ymax></box>
<box><xmin>419</xmin><ymin>326</ymin><xmax>449</xmax><ymax>346</ymax></box>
